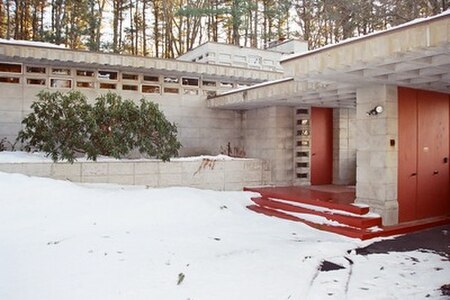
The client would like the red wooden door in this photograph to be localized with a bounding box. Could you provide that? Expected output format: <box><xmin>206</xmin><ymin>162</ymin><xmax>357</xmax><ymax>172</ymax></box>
<box><xmin>417</xmin><ymin>90</ymin><xmax>449</xmax><ymax>219</ymax></box>
<box><xmin>398</xmin><ymin>87</ymin><xmax>450</xmax><ymax>222</ymax></box>
<box><xmin>398</xmin><ymin>88</ymin><xmax>418</xmax><ymax>222</ymax></box>
<box><xmin>311</xmin><ymin>107</ymin><xmax>333</xmax><ymax>185</ymax></box>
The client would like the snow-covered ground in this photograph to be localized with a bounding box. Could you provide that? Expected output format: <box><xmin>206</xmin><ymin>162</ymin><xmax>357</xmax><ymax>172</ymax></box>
<box><xmin>0</xmin><ymin>151</ymin><xmax>242</xmax><ymax>163</ymax></box>
<box><xmin>0</xmin><ymin>172</ymin><xmax>449</xmax><ymax>299</ymax></box>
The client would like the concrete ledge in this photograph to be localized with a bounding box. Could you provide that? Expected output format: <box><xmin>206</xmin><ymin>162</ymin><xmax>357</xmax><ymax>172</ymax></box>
<box><xmin>0</xmin><ymin>158</ymin><xmax>271</xmax><ymax>191</ymax></box>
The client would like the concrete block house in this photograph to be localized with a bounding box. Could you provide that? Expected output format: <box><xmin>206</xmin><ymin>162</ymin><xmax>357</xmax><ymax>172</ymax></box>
<box><xmin>0</xmin><ymin>12</ymin><xmax>449</xmax><ymax>230</ymax></box>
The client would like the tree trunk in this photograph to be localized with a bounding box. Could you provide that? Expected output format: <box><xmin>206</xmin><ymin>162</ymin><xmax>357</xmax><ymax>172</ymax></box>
<box><xmin>142</xmin><ymin>0</ymin><xmax>147</xmax><ymax>55</ymax></box>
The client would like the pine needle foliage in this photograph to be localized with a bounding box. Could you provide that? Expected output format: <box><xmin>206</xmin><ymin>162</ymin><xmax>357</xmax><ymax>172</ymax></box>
<box><xmin>17</xmin><ymin>90</ymin><xmax>181</xmax><ymax>163</ymax></box>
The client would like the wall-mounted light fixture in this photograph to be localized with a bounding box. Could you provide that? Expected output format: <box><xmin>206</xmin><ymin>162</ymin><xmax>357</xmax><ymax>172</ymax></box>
<box><xmin>366</xmin><ymin>105</ymin><xmax>384</xmax><ymax>116</ymax></box>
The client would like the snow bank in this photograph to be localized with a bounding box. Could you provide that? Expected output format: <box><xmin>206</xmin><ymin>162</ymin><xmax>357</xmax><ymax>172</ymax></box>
<box><xmin>0</xmin><ymin>172</ymin><xmax>449</xmax><ymax>299</ymax></box>
<box><xmin>0</xmin><ymin>151</ymin><xmax>241</xmax><ymax>163</ymax></box>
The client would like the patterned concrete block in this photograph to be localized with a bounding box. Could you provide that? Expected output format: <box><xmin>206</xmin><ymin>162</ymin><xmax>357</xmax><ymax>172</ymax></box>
<box><xmin>134</xmin><ymin>162</ymin><xmax>159</xmax><ymax>175</ymax></box>
<box><xmin>0</xmin><ymin>163</ymin><xmax>23</xmax><ymax>174</ymax></box>
<box><xmin>134</xmin><ymin>174</ymin><xmax>158</xmax><ymax>186</ymax></box>
<box><xmin>159</xmin><ymin>162</ymin><xmax>183</xmax><ymax>174</ymax></box>
<box><xmin>107</xmin><ymin>175</ymin><xmax>135</xmax><ymax>185</ymax></box>
<box><xmin>52</xmin><ymin>163</ymin><xmax>81</xmax><ymax>176</ymax></box>
<box><xmin>21</xmin><ymin>163</ymin><xmax>52</xmax><ymax>177</ymax></box>
<box><xmin>81</xmin><ymin>162</ymin><xmax>109</xmax><ymax>176</ymax></box>
<box><xmin>108</xmin><ymin>162</ymin><xmax>134</xmax><ymax>175</ymax></box>
<box><xmin>81</xmin><ymin>175</ymin><xmax>109</xmax><ymax>183</ymax></box>
<box><xmin>159</xmin><ymin>173</ymin><xmax>184</xmax><ymax>187</ymax></box>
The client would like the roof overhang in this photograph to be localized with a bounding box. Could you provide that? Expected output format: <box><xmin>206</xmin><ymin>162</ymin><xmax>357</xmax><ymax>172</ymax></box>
<box><xmin>0</xmin><ymin>43</ymin><xmax>283</xmax><ymax>84</ymax></box>
<box><xmin>209</xmin><ymin>12</ymin><xmax>450</xmax><ymax>110</ymax></box>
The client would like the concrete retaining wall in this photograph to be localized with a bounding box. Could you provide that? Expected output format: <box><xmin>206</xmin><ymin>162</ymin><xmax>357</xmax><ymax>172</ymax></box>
<box><xmin>0</xmin><ymin>158</ymin><xmax>271</xmax><ymax>191</ymax></box>
<box><xmin>242</xmin><ymin>106</ymin><xmax>294</xmax><ymax>186</ymax></box>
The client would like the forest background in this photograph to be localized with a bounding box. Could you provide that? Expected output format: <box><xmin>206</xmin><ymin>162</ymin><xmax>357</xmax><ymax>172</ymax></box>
<box><xmin>0</xmin><ymin>0</ymin><xmax>448</xmax><ymax>58</ymax></box>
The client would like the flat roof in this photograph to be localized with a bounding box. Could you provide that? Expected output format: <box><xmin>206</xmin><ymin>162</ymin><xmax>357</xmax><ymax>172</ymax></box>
<box><xmin>209</xmin><ymin>11</ymin><xmax>450</xmax><ymax>110</ymax></box>
<box><xmin>0</xmin><ymin>41</ymin><xmax>283</xmax><ymax>84</ymax></box>
<box><xmin>282</xmin><ymin>9</ymin><xmax>450</xmax><ymax>63</ymax></box>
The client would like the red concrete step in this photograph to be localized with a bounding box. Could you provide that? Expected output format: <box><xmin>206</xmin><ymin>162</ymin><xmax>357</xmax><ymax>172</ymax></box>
<box><xmin>247</xmin><ymin>204</ymin><xmax>379</xmax><ymax>240</ymax></box>
<box><xmin>244</xmin><ymin>186</ymin><xmax>368</xmax><ymax>215</ymax></box>
<box><xmin>251</xmin><ymin>197</ymin><xmax>382</xmax><ymax>229</ymax></box>
<box><xmin>378</xmin><ymin>216</ymin><xmax>450</xmax><ymax>237</ymax></box>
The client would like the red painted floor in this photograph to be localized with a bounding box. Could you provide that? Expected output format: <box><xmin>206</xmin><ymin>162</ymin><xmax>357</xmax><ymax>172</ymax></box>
<box><xmin>244</xmin><ymin>185</ymin><xmax>355</xmax><ymax>204</ymax></box>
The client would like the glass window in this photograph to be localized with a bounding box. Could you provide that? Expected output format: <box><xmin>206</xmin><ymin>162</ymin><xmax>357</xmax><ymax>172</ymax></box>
<box><xmin>76</xmin><ymin>70</ymin><xmax>95</xmax><ymax>77</ymax></box>
<box><xmin>237</xmin><ymin>83</ymin><xmax>250</xmax><ymax>88</ymax></box>
<box><xmin>297</xmin><ymin>140</ymin><xmax>309</xmax><ymax>147</ymax></box>
<box><xmin>27</xmin><ymin>78</ymin><xmax>46</xmax><ymax>85</ymax></box>
<box><xmin>98</xmin><ymin>70</ymin><xmax>118</xmax><ymax>80</ymax></box>
<box><xmin>234</xmin><ymin>55</ymin><xmax>246</xmax><ymax>63</ymax></box>
<box><xmin>164</xmin><ymin>87</ymin><xmax>179</xmax><ymax>94</ymax></box>
<box><xmin>296</xmin><ymin>130</ymin><xmax>310</xmax><ymax>136</ymax></box>
<box><xmin>182</xmin><ymin>77</ymin><xmax>199</xmax><ymax>86</ymax></box>
<box><xmin>218</xmin><ymin>53</ymin><xmax>231</xmax><ymax>61</ymax></box>
<box><xmin>0</xmin><ymin>76</ymin><xmax>20</xmax><ymax>84</ymax></box>
<box><xmin>143</xmin><ymin>75</ymin><xmax>159</xmax><ymax>82</ymax></box>
<box><xmin>142</xmin><ymin>85</ymin><xmax>160</xmax><ymax>94</ymax></box>
<box><xmin>220</xmin><ymin>82</ymin><xmax>233</xmax><ymax>88</ymax></box>
<box><xmin>297</xmin><ymin>119</ymin><xmax>309</xmax><ymax>125</ymax></box>
<box><xmin>297</xmin><ymin>162</ymin><xmax>309</xmax><ymax>168</ymax></box>
<box><xmin>50</xmin><ymin>79</ymin><xmax>72</xmax><ymax>88</ymax></box>
<box><xmin>51</xmin><ymin>68</ymin><xmax>71</xmax><ymax>75</ymax></box>
<box><xmin>76</xmin><ymin>81</ymin><xmax>94</xmax><ymax>88</ymax></box>
<box><xmin>183</xmin><ymin>89</ymin><xmax>198</xmax><ymax>95</ymax></box>
<box><xmin>0</xmin><ymin>63</ymin><xmax>22</xmax><ymax>73</ymax></box>
<box><xmin>122</xmin><ymin>84</ymin><xmax>138</xmax><ymax>91</ymax></box>
<box><xmin>99</xmin><ymin>83</ymin><xmax>116</xmax><ymax>89</ymax></box>
<box><xmin>202</xmin><ymin>80</ymin><xmax>216</xmax><ymax>87</ymax></box>
<box><xmin>26</xmin><ymin>66</ymin><xmax>46</xmax><ymax>74</ymax></box>
<box><xmin>164</xmin><ymin>76</ymin><xmax>179</xmax><ymax>84</ymax></box>
<box><xmin>248</xmin><ymin>55</ymin><xmax>262</xmax><ymax>66</ymax></box>
<box><xmin>296</xmin><ymin>151</ymin><xmax>309</xmax><ymax>157</ymax></box>
<box><xmin>122</xmin><ymin>73</ymin><xmax>138</xmax><ymax>81</ymax></box>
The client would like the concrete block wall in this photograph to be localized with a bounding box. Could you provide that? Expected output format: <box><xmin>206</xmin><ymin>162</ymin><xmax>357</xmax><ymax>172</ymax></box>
<box><xmin>0</xmin><ymin>158</ymin><xmax>271</xmax><ymax>190</ymax></box>
<box><xmin>1</xmin><ymin>83</ymin><xmax>242</xmax><ymax>157</ymax></box>
<box><xmin>242</xmin><ymin>106</ymin><xmax>294</xmax><ymax>185</ymax></box>
<box><xmin>333</xmin><ymin>108</ymin><xmax>356</xmax><ymax>185</ymax></box>
<box><xmin>0</xmin><ymin>84</ymin><xmax>25</xmax><ymax>144</ymax></box>
<box><xmin>104</xmin><ymin>92</ymin><xmax>243</xmax><ymax>157</ymax></box>
<box><xmin>355</xmin><ymin>85</ymin><xmax>398</xmax><ymax>225</ymax></box>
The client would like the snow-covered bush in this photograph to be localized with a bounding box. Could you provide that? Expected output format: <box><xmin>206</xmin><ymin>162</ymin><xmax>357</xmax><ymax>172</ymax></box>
<box><xmin>17</xmin><ymin>90</ymin><xmax>181</xmax><ymax>162</ymax></box>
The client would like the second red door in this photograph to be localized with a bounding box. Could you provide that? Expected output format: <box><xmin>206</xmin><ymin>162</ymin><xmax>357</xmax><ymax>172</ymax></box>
<box><xmin>310</xmin><ymin>107</ymin><xmax>333</xmax><ymax>185</ymax></box>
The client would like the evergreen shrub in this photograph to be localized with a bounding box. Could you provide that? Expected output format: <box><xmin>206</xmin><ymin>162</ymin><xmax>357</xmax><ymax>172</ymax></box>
<box><xmin>17</xmin><ymin>90</ymin><xmax>181</xmax><ymax>162</ymax></box>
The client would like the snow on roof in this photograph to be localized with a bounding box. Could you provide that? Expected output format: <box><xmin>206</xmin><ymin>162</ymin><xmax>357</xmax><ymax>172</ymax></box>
<box><xmin>281</xmin><ymin>9</ymin><xmax>450</xmax><ymax>63</ymax></box>
<box><xmin>0</xmin><ymin>38</ymin><xmax>66</xmax><ymax>49</ymax></box>
<box><xmin>217</xmin><ymin>77</ymin><xmax>294</xmax><ymax>97</ymax></box>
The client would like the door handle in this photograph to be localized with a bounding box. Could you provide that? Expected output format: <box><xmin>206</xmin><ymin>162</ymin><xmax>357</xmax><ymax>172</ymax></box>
<box><xmin>311</xmin><ymin>153</ymin><xmax>316</xmax><ymax>156</ymax></box>
<box><xmin>410</xmin><ymin>173</ymin><xmax>417</xmax><ymax>177</ymax></box>
<box><xmin>433</xmin><ymin>170</ymin><xmax>439</xmax><ymax>175</ymax></box>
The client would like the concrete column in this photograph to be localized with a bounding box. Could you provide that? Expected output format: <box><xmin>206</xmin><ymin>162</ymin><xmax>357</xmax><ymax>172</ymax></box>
<box><xmin>333</xmin><ymin>108</ymin><xmax>356</xmax><ymax>185</ymax></box>
<box><xmin>243</xmin><ymin>106</ymin><xmax>294</xmax><ymax>186</ymax></box>
<box><xmin>355</xmin><ymin>85</ymin><xmax>398</xmax><ymax>225</ymax></box>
